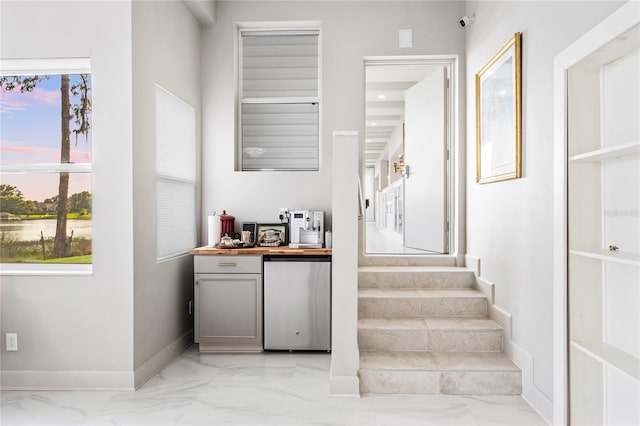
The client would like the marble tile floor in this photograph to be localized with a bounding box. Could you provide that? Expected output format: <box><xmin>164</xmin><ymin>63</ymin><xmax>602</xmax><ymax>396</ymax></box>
<box><xmin>1</xmin><ymin>345</ymin><xmax>547</xmax><ymax>426</ymax></box>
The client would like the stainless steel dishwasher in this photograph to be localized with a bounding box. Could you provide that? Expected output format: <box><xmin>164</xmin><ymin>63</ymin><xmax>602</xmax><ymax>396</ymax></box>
<box><xmin>263</xmin><ymin>255</ymin><xmax>331</xmax><ymax>351</ymax></box>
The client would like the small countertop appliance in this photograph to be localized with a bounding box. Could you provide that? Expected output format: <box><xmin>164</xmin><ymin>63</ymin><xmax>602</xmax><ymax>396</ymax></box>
<box><xmin>289</xmin><ymin>210</ymin><xmax>324</xmax><ymax>249</ymax></box>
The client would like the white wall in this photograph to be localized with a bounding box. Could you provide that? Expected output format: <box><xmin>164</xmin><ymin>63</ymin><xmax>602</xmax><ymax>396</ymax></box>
<box><xmin>464</xmin><ymin>0</ymin><xmax>625</xmax><ymax>418</ymax></box>
<box><xmin>201</xmin><ymin>0</ymin><xmax>465</xmax><ymax>234</ymax></box>
<box><xmin>131</xmin><ymin>0</ymin><xmax>201</xmax><ymax>387</ymax></box>
<box><xmin>0</xmin><ymin>0</ymin><xmax>135</xmax><ymax>388</ymax></box>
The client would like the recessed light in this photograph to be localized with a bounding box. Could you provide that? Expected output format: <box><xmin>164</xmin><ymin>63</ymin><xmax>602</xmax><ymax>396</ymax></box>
<box><xmin>377</xmin><ymin>94</ymin><xmax>386</xmax><ymax>99</ymax></box>
<box><xmin>372</xmin><ymin>122</ymin><xmax>377</xmax><ymax>126</ymax></box>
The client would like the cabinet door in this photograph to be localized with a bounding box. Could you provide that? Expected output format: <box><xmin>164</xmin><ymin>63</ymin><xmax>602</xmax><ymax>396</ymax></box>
<box><xmin>195</xmin><ymin>273</ymin><xmax>262</xmax><ymax>350</ymax></box>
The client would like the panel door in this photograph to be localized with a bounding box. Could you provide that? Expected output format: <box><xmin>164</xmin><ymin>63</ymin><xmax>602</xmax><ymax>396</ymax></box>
<box><xmin>403</xmin><ymin>66</ymin><xmax>448</xmax><ymax>253</ymax></box>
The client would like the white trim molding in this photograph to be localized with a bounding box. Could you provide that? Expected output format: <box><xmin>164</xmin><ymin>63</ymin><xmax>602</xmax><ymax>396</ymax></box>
<box><xmin>134</xmin><ymin>329</ymin><xmax>194</xmax><ymax>389</ymax></box>
<box><xmin>0</xmin><ymin>57</ymin><xmax>90</xmax><ymax>75</ymax></box>
<box><xmin>511</xmin><ymin>341</ymin><xmax>554</xmax><ymax>424</ymax></box>
<box><xmin>553</xmin><ymin>2</ymin><xmax>640</xmax><ymax>424</ymax></box>
<box><xmin>466</xmin><ymin>254</ymin><xmax>551</xmax><ymax>423</ymax></box>
<box><xmin>0</xmin><ymin>370</ymin><xmax>134</xmax><ymax>391</ymax></box>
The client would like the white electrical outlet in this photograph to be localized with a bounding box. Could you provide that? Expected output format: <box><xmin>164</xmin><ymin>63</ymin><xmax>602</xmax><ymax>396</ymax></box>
<box><xmin>6</xmin><ymin>333</ymin><xmax>17</xmax><ymax>351</ymax></box>
<box><xmin>279</xmin><ymin>208</ymin><xmax>289</xmax><ymax>223</ymax></box>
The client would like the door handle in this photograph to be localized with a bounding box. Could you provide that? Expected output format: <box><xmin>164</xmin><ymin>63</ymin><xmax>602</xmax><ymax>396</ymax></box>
<box><xmin>402</xmin><ymin>164</ymin><xmax>410</xmax><ymax>179</ymax></box>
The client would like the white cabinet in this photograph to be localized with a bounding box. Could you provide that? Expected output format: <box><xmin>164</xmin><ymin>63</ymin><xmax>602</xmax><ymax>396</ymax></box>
<box><xmin>194</xmin><ymin>255</ymin><xmax>262</xmax><ymax>352</ymax></box>
<box><xmin>567</xmin><ymin>24</ymin><xmax>639</xmax><ymax>425</ymax></box>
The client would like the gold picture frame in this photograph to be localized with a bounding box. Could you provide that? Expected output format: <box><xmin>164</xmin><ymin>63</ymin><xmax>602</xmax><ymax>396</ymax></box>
<box><xmin>476</xmin><ymin>32</ymin><xmax>522</xmax><ymax>184</ymax></box>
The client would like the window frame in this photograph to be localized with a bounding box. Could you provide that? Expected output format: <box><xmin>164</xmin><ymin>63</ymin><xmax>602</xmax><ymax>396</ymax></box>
<box><xmin>0</xmin><ymin>58</ymin><xmax>93</xmax><ymax>275</ymax></box>
<box><xmin>236</xmin><ymin>22</ymin><xmax>323</xmax><ymax>172</ymax></box>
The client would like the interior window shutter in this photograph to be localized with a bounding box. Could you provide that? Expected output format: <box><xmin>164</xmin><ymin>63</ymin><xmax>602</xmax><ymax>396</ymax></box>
<box><xmin>156</xmin><ymin>85</ymin><xmax>197</xmax><ymax>260</ymax></box>
<box><xmin>240</xmin><ymin>30</ymin><xmax>320</xmax><ymax>171</ymax></box>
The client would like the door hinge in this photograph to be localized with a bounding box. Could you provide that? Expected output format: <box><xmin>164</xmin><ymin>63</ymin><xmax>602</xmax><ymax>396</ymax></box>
<box><xmin>445</xmin><ymin>221</ymin><xmax>450</xmax><ymax>232</ymax></box>
<box><xmin>446</xmin><ymin>78</ymin><xmax>450</xmax><ymax>88</ymax></box>
<box><xmin>447</xmin><ymin>149</ymin><xmax>450</xmax><ymax>160</ymax></box>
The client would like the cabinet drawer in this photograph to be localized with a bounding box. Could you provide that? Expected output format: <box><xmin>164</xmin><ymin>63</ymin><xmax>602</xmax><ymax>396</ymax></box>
<box><xmin>194</xmin><ymin>255</ymin><xmax>261</xmax><ymax>274</ymax></box>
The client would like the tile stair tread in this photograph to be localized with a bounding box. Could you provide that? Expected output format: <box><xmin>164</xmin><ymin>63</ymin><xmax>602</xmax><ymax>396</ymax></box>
<box><xmin>358</xmin><ymin>317</ymin><xmax>502</xmax><ymax>331</ymax></box>
<box><xmin>358</xmin><ymin>288</ymin><xmax>486</xmax><ymax>298</ymax></box>
<box><xmin>358</xmin><ymin>255</ymin><xmax>458</xmax><ymax>267</ymax></box>
<box><xmin>358</xmin><ymin>317</ymin><xmax>427</xmax><ymax>329</ymax></box>
<box><xmin>424</xmin><ymin>318</ymin><xmax>502</xmax><ymax>330</ymax></box>
<box><xmin>360</xmin><ymin>351</ymin><xmax>519</xmax><ymax>372</ymax></box>
<box><xmin>358</xmin><ymin>266</ymin><xmax>473</xmax><ymax>273</ymax></box>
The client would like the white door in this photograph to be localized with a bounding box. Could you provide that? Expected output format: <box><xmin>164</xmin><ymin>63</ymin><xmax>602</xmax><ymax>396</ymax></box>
<box><xmin>403</xmin><ymin>67</ymin><xmax>448</xmax><ymax>253</ymax></box>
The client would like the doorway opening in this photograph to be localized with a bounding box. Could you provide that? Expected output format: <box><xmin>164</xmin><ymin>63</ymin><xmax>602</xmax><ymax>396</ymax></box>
<box><xmin>363</xmin><ymin>56</ymin><xmax>458</xmax><ymax>256</ymax></box>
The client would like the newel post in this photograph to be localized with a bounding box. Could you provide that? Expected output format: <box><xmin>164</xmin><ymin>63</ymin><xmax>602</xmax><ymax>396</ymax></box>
<box><xmin>329</xmin><ymin>130</ymin><xmax>360</xmax><ymax>397</ymax></box>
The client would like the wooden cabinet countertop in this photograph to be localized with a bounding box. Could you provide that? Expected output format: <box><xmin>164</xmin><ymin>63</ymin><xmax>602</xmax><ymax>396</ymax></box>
<box><xmin>190</xmin><ymin>246</ymin><xmax>332</xmax><ymax>256</ymax></box>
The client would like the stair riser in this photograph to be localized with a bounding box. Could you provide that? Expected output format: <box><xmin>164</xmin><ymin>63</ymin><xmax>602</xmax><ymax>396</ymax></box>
<box><xmin>358</xmin><ymin>298</ymin><xmax>487</xmax><ymax>318</ymax></box>
<box><xmin>359</xmin><ymin>370</ymin><xmax>441</xmax><ymax>394</ymax></box>
<box><xmin>359</xmin><ymin>370</ymin><xmax>522</xmax><ymax>395</ymax></box>
<box><xmin>359</xmin><ymin>256</ymin><xmax>457</xmax><ymax>267</ymax></box>
<box><xmin>358</xmin><ymin>329</ymin><xmax>502</xmax><ymax>352</ymax></box>
<box><xmin>441</xmin><ymin>371</ymin><xmax>522</xmax><ymax>395</ymax></box>
<box><xmin>358</xmin><ymin>329</ymin><xmax>428</xmax><ymax>352</ymax></box>
<box><xmin>359</xmin><ymin>272</ymin><xmax>475</xmax><ymax>289</ymax></box>
<box><xmin>429</xmin><ymin>330</ymin><xmax>502</xmax><ymax>352</ymax></box>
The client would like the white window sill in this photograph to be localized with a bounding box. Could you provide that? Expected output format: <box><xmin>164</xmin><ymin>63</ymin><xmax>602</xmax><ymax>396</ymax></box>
<box><xmin>0</xmin><ymin>264</ymin><xmax>92</xmax><ymax>276</ymax></box>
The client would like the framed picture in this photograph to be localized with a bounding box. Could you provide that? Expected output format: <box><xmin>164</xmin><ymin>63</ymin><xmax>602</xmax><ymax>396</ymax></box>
<box><xmin>241</xmin><ymin>222</ymin><xmax>257</xmax><ymax>244</ymax></box>
<box><xmin>256</xmin><ymin>223</ymin><xmax>288</xmax><ymax>247</ymax></box>
<box><xmin>476</xmin><ymin>32</ymin><xmax>522</xmax><ymax>184</ymax></box>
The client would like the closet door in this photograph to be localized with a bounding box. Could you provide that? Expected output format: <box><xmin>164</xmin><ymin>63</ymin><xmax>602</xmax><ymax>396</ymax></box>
<box><xmin>567</xmin><ymin>24</ymin><xmax>639</xmax><ymax>426</ymax></box>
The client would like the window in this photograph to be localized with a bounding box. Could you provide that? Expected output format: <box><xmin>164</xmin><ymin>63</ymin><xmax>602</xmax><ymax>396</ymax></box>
<box><xmin>1</xmin><ymin>59</ymin><xmax>92</xmax><ymax>267</ymax></box>
<box><xmin>155</xmin><ymin>85</ymin><xmax>196</xmax><ymax>261</ymax></box>
<box><xmin>239</xmin><ymin>28</ymin><xmax>320</xmax><ymax>171</ymax></box>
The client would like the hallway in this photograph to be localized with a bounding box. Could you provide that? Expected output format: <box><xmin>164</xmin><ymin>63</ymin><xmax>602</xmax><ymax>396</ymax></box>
<box><xmin>365</xmin><ymin>222</ymin><xmax>436</xmax><ymax>255</ymax></box>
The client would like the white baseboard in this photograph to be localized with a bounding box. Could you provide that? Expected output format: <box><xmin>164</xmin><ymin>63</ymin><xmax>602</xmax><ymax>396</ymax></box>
<box><xmin>328</xmin><ymin>374</ymin><xmax>360</xmax><ymax>397</ymax></box>
<box><xmin>464</xmin><ymin>254</ymin><xmax>481</xmax><ymax>276</ymax></box>
<box><xmin>0</xmin><ymin>330</ymin><xmax>193</xmax><ymax>391</ymax></box>
<box><xmin>468</xmin><ymin>263</ymin><xmax>513</xmax><ymax>356</ymax></box>
<box><xmin>489</xmin><ymin>303</ymin><xmax>512</xmax><ymax>357</ymax></box>
<box><xmin>0</xmin><ymin>369</ymin><xmax>135</xmax><ymax>391</ymax></box>
<box><xmin>511</xmin><ymin>341</ymin><xmax>553</xmax><ymax>424</ymax></box>
<box><xmin>134</xmin><ymin>329</ymin><xmax>193</xmax><ymax>389</ymax></box>
<box><xmin>475</xmin><ymin>276</ymin><xmax>495</xmax><ymax>305</ymax></box>
<box><xmin>466</xmin><ymin>254</ymin><xmax>551</xmax><ymax>424</ymax></box>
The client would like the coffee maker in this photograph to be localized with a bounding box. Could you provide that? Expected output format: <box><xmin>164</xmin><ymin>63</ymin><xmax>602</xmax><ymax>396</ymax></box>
<box><xmin>289</xmin><ymin>210</ymin><xmax>324</xmax><ymax>248</ymax></box>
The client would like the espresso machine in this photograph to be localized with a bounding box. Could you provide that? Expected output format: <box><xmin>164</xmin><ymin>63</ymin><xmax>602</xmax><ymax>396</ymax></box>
<box><xmin>289</xmin><ymin>210</ymin><xmax>324</xmax><ymax>248</ymax></box>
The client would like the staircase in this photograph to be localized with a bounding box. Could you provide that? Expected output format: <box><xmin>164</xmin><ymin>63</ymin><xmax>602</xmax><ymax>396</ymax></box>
<box><xmin>357</xmin><ymin>256</ymin><xmax>522</xmax><ymax>395</ymax></box>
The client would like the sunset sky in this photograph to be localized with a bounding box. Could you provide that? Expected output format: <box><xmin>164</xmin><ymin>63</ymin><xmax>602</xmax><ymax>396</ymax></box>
<box><xmin>0</xmin><ymin>74</ymin><xmax>92</xmax><ymax>202</ymax></box>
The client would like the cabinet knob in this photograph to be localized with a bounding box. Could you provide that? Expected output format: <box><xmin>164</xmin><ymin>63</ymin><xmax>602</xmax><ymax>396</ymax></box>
<box><xmin>295</xmin><ymin>330</ymin><xmax>300</xmax><ymax>335</ymax></box>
